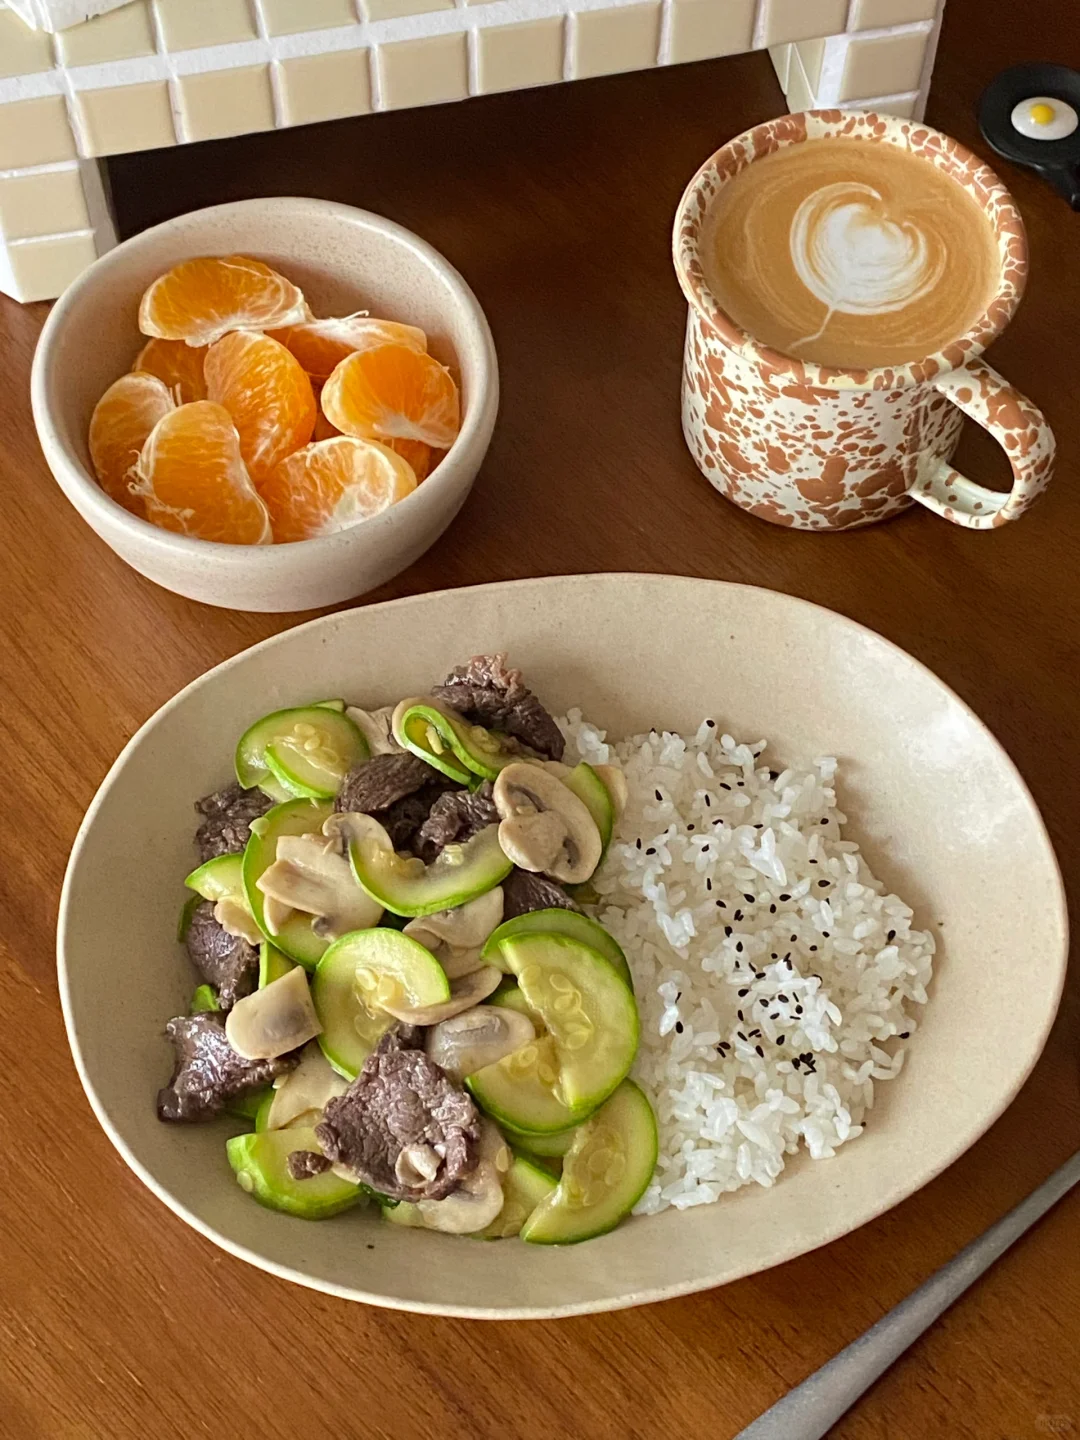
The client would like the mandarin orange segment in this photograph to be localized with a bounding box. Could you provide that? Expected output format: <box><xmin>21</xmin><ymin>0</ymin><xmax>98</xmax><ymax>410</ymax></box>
<box><xmin>134</xmin><ymin>338</ymin><xmax>208</xmax><ymax>403</ymax></box>
<box><xmin>269</xmin><ymin>313</ymin><xmax>427</xmax><ymax>380</ymax></box>
<box><xmin>321</xmin><ymin>344</ymin><xmax>460</xmax><ymax>449</ymax></box>
<box><xmin>204</xmin><ymin>329</ymin><xmax>317</xmax><ymax>484</ymax></box>
<box><xmin>88</xmin><ymin>371</ymin><xmax>176</xmax><ymax>515</ymax></box>
<box><xmin>260</xmin><ymin>436</ymin><xmax>417</xmax><ymax>543</ymax></box>
<box><xmin>138</xmin><ymin>255</ymin><xmax>310</xmax><ymax>348</ymax></box>
<box><xmin>132</xmin><ymin>401</ymin><xmax>272</xmax><ymax>545</ymax></box>
<box><xmin>387</xmin><ymin>437</ymin><xmax>434</xmax><ymax>482</ymax></box>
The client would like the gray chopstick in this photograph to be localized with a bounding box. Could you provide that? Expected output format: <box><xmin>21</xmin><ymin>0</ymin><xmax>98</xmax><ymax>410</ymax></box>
<box><xmin>736</xmin><ymin>1147</ymin><xmax>1080</xmax><ymax>1440</ymax></box>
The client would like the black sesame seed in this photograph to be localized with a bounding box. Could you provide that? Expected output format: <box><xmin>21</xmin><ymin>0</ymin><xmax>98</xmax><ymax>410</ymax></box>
<box><xmin>735</xmin><ymin>942</ymin><xmax>743</xmax><ymax>953</ymax></box>
<box><xmin>706</xmin><ymin>719</ymin><xmax>715</xmax><ymax>728</ymax></box>
<box><xmin>770</xmin><ymin>1012</ymin><xmax>780</xmax><ymax>1020</ymax></box>
<box><xmin>720</xmin><ymin>782</ymin><xmax>731</xmax><ymax>791</ymax></box>
<box><xmin>755</xmin><ymin>971</ymin><xmax>766</xmax><ymax>980</ymax></box>
<box><xmin>792</xmin><ymin>1057</ymin><xmax>802</xmax><ymax>1069</ymax></box>
<box><xmin>738</xmin><ymin>988</ymin><xmax>750</xmax><ymax>997</ymax></box>
<box><xmin>776</xmin><ymin>1035</ymin><xmax>786</xmax><ymax>1045</ymax></box>
<box><xmin>655</xmin><ymin>790</ymin><xmax>663</xmax><ymax>802</ymax></box>
<box><xmin>754</xmin><ymin>823</ymin><xmax>763</xmax><ymax>829</ymax></box>
<box><xmin>737</xmin><ymin>1011</ymin><xmax>744</xmax><ymax>1021</ymax></box>
<box><xmin>635</xmin><ymin>838</ymin><xmax>642</xmax><ymax>849</ymax></box>
<box><xmin>736</xmin><ymin>780</ymin><xmax>744</xmax><ymax>787</ymax></box>
<box><xmin>790</xmin><ymin>935</ymin><xmax>798</xmax><ymax>942</ymax></box>
<box><xmin>706</xmin><ymin>878</ymin><xmax>712</xmax><ymax>891</ymax></box>
<box><xmin>743</xmin><ymin>893</ymin><xmax>754</xmax><ymax>903</ymax></box>
<box><xmin>724</xmin><ymin>925</ymin><xmax>732</xmax><ymax>936</ymax></box>
<box><xmin>687</xmin><ymin>824</ymin><xmax>695</xmax><ymax>831</ymax></box>
<box><xmin>822</xmin><ymin>932</ymin><xmax>830</xmax><ymax>939</ymax></box>
<box><xmin>734</xmin><ymin>910</ymin><xmax>743</xmax><ymax>922</ymax></box>
<box><xmin>899</xmin><ymin>1031</ymin><xmax>910</xmax><ymax>1039</ymax></box>
<box><xmin>737</xmin><ymin>1030</ymin><xmax>746</xmax><ymax>1040</ymax></box>
<box><xmin>818</xmin><ymin>879</ymin><xmax>830</xmax><ymax>888</ymax></box>
<box><xmin>716</xmin><ymin>899</ymin><xmax>726</xmax><ymax>908</ymax></box>
<box><xmin>795</xmin><ymin>1005</ymin><xmax>803</xmax><ymax>1015</ymax></box>
<box><xmin>755</xmin><ymin>1045</ymin><xmax>764</xmax><ymax>1057</ymax></box>
<box><xmin>769</xmin><ymin>770</ymin><xmax>779</xmax><ymax>780</ymax></box>
<box><xmin>809</xmin><ymin>945</ymin><xmax>818</xmax><ymax>952</ymax></box>
<box><xmin>887</xmin><ymin>929</ymin><xmax>896</xmax><ymax>941</ymax></box>
<box><xmin>675</xmin><ymin>1021</ymin><xmax>684</xmax><ymax>1034</ymax></box>
<box><xmin>777</xmin><ymin>994</ymin><xmax>788</xmax><ymax>1002</ymax></box>
<box><xmin>748</xmin><ymin>1029</ymin><xmax>760</xmax><ymax>1038</ymax></box>
<box><xmin>779</xmin><ymin>893</ymin><xmax>791</xmax><ymax>902</ymax></box>
<box><xmin>809</xmin><ymin>858</ymin><xmax>818</xmax><ymax>864</ymax></box>
<box><xmin>771</xmin><ymin>953</ymin><xmax>778</xmax><ymax>960</ymax></box>
<box><xmin>646</xmin><ymin>847</ymin><xmax>656</xmax><ymax>856</ymax></box>
<box><xmin>820</xmin><ymin>818</ymin><xmax>829</xmax><ymax>825</ymax></box>
<box><xmin>769</xmin><ymin>904</ymin><xmax>776</xmax><ymax>913</ymax></box>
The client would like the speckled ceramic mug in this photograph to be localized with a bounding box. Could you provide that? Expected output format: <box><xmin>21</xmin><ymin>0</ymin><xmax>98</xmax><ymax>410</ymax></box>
<box><xmin>673</xmin><ymin>111</ymin><xmax>1056</xmax><ymax>531</ymax></box>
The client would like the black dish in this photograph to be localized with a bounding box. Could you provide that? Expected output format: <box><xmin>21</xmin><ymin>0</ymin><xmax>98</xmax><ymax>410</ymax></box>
<box><xmin>979</xmin><ymin>62</ymin><xmax>1080</xmax><ymax>210</ymax></box>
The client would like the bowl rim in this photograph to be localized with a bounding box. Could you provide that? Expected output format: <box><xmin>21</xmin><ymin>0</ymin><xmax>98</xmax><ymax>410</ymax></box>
<box><xmin>57</xmin><ymin>575</ymin><xmax>1069</xmax><ymax>1318</ymax></box>
<box><xmin>31</xmin><ymin>196</ymin><xmax>498</xmax><ymax>562</ymax></box>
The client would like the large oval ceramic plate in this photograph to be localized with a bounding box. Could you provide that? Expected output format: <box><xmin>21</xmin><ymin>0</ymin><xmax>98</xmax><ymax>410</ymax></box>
<box><xmin>58</xmin><ymin>575</ymin><xmax>1067</xmax><ymax>1318</ymax></box>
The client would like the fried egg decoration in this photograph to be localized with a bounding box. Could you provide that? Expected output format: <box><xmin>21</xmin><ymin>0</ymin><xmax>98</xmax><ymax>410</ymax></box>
<box><xmin>1010</xmin><ymin>96</ymin><xmax>1079</xmax><ymax>142</ymax></box>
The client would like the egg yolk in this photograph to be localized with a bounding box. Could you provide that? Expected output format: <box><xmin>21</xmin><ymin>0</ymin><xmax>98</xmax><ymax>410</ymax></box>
<box><xmin>1030</xmin><ymin>103</ymin><xmax>1057</xmax><ymax>127</ymax></box>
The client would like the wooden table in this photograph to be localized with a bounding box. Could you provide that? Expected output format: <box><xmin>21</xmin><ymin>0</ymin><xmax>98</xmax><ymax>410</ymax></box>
<box><xmin>2</xmin><ymin>0</ymin><xmax>1078</xmax><ymax>1435</ymax></box>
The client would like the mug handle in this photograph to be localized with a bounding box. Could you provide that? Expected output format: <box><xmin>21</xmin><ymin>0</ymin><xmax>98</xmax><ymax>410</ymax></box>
<box><xmin>911</xmin><ymin>359</ymin><xmax>1056</xmax><ymax>530</ymax></box>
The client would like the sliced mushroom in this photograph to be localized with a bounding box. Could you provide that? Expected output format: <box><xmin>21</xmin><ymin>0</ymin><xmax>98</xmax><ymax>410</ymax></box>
<box><xmin>425</xmin><ymin>1004</ymin><xmax>536</xmax><ymax>1081</ymax></box>
<box><xmin>213</xmin><ymin>897</ymin><xmax>263</xmax><ymax>947</ymax></box>
<box><xmin>264</xmin><ymin>1040</ymin><xmax>348</xmax><ymax>1130</ymax></box>
<box><xmin>417</xmin><ymin>1121</ymin><xmax>509</xmax><ymax>1234</ymax></box>
<box><xmin>402</xmin><ymin>888</ymin><xmax>504</xmax><ymax>981</ymax></box>
<box><xmin>256</xmin><ymin>831</ymin><xmax>382</xmax><ymax>940</ymax></box>
<box><xmin>395</xmin><ymin>1143</ymin><xmax>442</xmax><ymax>1188</ymax></box>
<box><xmin>322</xmin><ymin>810</ymin><xmax>394</xmax><ymax>854</ymax></box>
<box><xmin>346</xmin><ymin>704</ymin><xmax>400</xmax><ymax>756</ymax></box>
<box><xmin>493</xmin><ymin>763</ymin><xmax>602</xmax><ymax>885</ymax></box>
<box><xmin>378</xmin><ymin>966</ymin><xmax>503</xmax><ymax>1027</ymax></box>
<box><xmin>593</xmin><ymin>763</ymin><xmax>629</xmax><ymax>820</ymax></box>
<box><xmin>225</xmin><ymin>966</ymin><xmax>321</xmax><ymax>1060</ymax></box>
<box><xmin>262</xmin><ymin>893</ymin><xmax>294</xmax><ymax>937</ymax></box>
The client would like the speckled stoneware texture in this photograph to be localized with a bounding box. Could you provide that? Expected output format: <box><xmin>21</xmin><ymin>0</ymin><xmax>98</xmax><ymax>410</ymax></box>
<box><xmin>31</xmin><ymin>198</ymin><xmax>498</xmax><ymax>611</ymax></box>
<box><xmin>58</xmin><ymin>575</ymin><xmax>1067</xmax><ymax>1318</ymax></box>
<box><xmin>674</xmin><ymin>112</ymin><xmax>1056</xmax><ymax>532</ymax></box>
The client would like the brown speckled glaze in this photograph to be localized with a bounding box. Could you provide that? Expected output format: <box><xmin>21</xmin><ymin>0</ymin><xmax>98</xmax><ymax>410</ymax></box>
<box><xmin>673</xmin><ymin>112</ymin><xmax>1056</xmax><ymax>532</ymax></box>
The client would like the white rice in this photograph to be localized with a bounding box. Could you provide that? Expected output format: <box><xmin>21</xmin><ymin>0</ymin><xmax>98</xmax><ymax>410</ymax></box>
<box><xmin>558</xmin><ymin>710</ymin><xmax>936</xmax><ymax>1215</ymax></box>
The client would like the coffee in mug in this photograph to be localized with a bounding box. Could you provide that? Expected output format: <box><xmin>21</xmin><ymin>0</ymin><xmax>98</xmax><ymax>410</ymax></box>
<box><xmin>698</xmin><ymin>138</ymin><xmax>1001</xmax><ymax>371</ymax></box>
<box><xmin>673</xmin><ymin>111</ymin><xmax>1056</xmax><ymax>532</ymax></box>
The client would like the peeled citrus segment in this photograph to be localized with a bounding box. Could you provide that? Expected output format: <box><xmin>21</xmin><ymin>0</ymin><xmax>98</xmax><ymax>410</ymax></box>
<box><xmin>261</xmin><ymin>436</ymin><xmax>417</xmax><ymax>543</ymax></box>
<box><xmin>134</xmin><ymin>338</ymin><xmax>208</xmax><ymax>404</ymax></box>
<box><xmin>204</xmin><ymin>329</ymin><xmax>317</xmax><ymax>484</ymax></box>
<box><xmin>321</xmin><ymin>344</ymin><xmax>460</xmax><ymax>449</ymax></box>
<box><xmin>132</xmin><ymin>401</ymin><xmax>272</xmax><ymax>545</ymax></box>
<box><xmin>88</xmin><ymin>371</ymin><xmax>176</xmax><ymax>515</ymax></box>
<box><xmin>138</xmin><ymin>255</ymin><xmax>310</xmax><ymax>348</ymax></box>
<box><xmin>269</xmin><ymin>314</ymin><xmax>427</xmax><ymax>381</ymax></box>
<box><xmin>387</xmin><ymin>437</ymin><xmax>433</xmax><ymax>482</ymax></box>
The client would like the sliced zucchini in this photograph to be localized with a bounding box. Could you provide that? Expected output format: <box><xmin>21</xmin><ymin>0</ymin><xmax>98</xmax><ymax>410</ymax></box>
<box><xmin>505</xmin><ymin>1121</ymin><xmax>580</xmax><ymax>1158</ymax></box>
<box><xmin>478</xmin><ymin>1156</ymin><xmax>557</xmax><ymax>1239</ymax></box>
<box><xmin>349</xmin><ymin>817</ymin><xmax>511</xmax><ymax>918</ymax></box>
<box><xmin>483</xmin><ymin>909</ymin><xmax>633</xmax><ymax>992</ymax></box>
<box><xmin>467</xmin><ymin>1036</ymin><xmax>584</xmax><ymax>1134</ymax></box>
<box><xmin>393</xmin><ymin>700</ymin><xmax>517</xmax><ymax>783</ymax></box>
<box><xmin>562</xmin><ymin>763</ymin><xmax>614</xmax><ymax>851</ymax></box>
<box><xmin>190</xmin><ymin>984</ymin><xmax>221</xmax><ymax>1014</ymax></box>
<box><xmin>501</xmin><ymin>934</ymin><xmax>639</xmax><ymax>1112</ymax></box>
<box><xmin>312</xmin><ymin>928</ymin><xmax>450</xmax><ymax>1079</ymax></box>
<box><xmin>227</xmin><ymin>1086</ymin><xmax>272</xmax><ymax>1123</ymax></box>
<box><xmin>259</xmin><ymin>941</ymin><xmax>295</xmax><ymax>989</ymax></box>
<box><xmin>235</xmin><ymin>705</ymin><xmax>368</xmax><ymax>798</ymax></box>
<box><xmin>242</xmin><ymin>798</ymin><xmax>334</xmax><ymax>969</ymax></box>
<box><xmin>521</xmin><ymin>1081</ymin><xmax>657</xmax><ymax>1244</ymax></box>
<box><xmin>177</xmin><ymin>893</ymin><xmax>200</xmax><ymax>942</ymax></box>
<box><xmin>185</xmin><ymin>852</ymin><xmax>245</xmax><ymax>903</ymax></box>
<box><xmin>254</xmin><ymin>1088</ymin><xmax>276</xmax><ymax>1132</ymax></box>
<box><xmin>226</xmin><ymin>1128</ymin><xmax>363</xmax><ymax>1220</ymax></box>
<box><xmin>382</xmin><ymin>1200</ymin><xmax>425</xmax><ymax>1228</ymax></box>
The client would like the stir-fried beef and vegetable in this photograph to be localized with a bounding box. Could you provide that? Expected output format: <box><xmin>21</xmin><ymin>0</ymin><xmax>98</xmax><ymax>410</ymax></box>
<box><xmin>161</xmin><ymin>657</ymin><xmax>657</xmax><ymax>1244</ymax></box>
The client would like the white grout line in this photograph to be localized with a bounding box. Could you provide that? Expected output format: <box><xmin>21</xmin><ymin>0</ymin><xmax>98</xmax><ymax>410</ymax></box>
<box><xmin>562</xmin><ymin>7</ymin><xmax>575</xmax><ymax>81</ymax></box>
<box><xmin>367</xmin><ymin>41</ymin><xmax>383</xmax><ymax>110</ymax></box>
<box><xmin>0</xmin><ymin>158</ymin><xmax>80</xmax><ymax>178</ymax></box>
<box><xmin>8</xmin><ymin>224</ymin><xmax>93</xmax><ymax>244</ymax></box>
<box><xmin>466</xmin><ymin>23</ymin><xmax>480</xmax><ymax>94</ymax></box>
<box><xmin>656</xmin><ymin>0</ymin><xmax>672</xmax><ymax>67</ymax></box>
<box><xmin>751</xmin><ymin>0</ymin><xmax>767</xmax><ymax>50</ymax></box>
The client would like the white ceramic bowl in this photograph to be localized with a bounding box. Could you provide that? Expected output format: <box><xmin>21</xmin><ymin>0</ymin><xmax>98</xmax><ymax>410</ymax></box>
<box><xmin>31</xmin><ymin>198</ymin><xmax>498</xmax><ymax>612</ymax></box>
<box><xmin>58</xmin><ymin>575</ymin><xmax>1067</xmax><ymax>1318</ymax></box>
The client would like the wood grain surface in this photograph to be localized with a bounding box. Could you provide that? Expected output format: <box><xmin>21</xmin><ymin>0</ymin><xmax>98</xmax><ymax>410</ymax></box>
<box><xmin>2</xmin><ymin>1</ymin><xmax>1078</xmax><ymax>1436</ymax></box>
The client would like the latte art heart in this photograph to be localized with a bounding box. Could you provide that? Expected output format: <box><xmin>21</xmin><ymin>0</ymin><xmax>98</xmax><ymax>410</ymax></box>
<box><xmin>699</xmin><ymin>137</ymin><xmax>1001</xmax><ymax>369</ymax></box>
<box><xmin>790</xmin><ymin>183</ymin><xmax>946</xmax><ymax>348</ymax></box>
